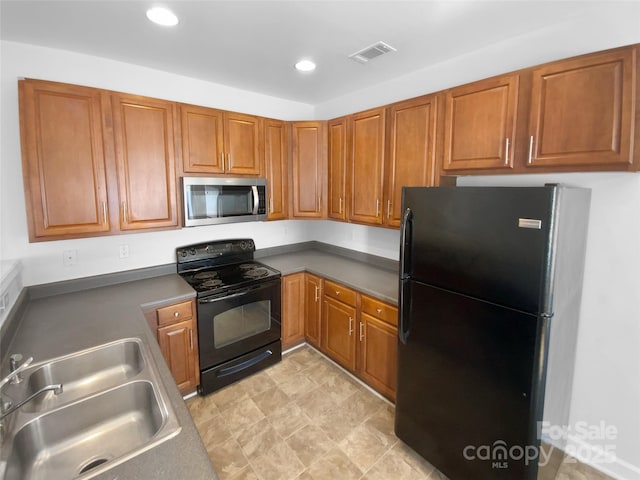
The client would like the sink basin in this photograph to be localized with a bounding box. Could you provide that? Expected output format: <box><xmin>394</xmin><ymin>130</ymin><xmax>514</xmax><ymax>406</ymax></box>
<box><xmin>3</xmin><ymin>381</ymin><xmax>178</xmax><ymax>480</ymax></box>
<box><xmin>22</xmin><ymin>339</ymin><xmax>145</xmax><ymax>412</ymax></box>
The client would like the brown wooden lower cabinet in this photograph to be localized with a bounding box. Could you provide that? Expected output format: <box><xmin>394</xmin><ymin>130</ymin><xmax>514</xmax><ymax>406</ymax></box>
<box><xmin>282</xmin><ymin>273</ymin><xmax>398</xmax><ymax>401</ymax></box>
<box><xmin>357</xmin><ymin>295</ymin><xmax>398</xmax><ymax>401</ymax></box>
<box><xmin>322</xmin><ymin>292</ymin><xmax>357</xmax><ymax>371</ymax></box>
<box><xmin>145</xmin><ymin>299</ymin><xmax>199</xmax><ymax>396</ymax></box>
<box><xmin>304</xmin><ymin>273</ymin><xmax>323</xmax><ymax>348</ymax></box>
<box><xmin>281</xmin><ymin>273</ymin><xmax>306</xmax><ymax>349</ymax></box>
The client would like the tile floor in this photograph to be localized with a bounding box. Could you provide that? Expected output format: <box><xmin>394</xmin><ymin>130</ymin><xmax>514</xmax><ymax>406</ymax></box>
<box><xmin>186</xmin><ymin>345</ymin><xmax>614</xmax><ymax>480</ymax></box>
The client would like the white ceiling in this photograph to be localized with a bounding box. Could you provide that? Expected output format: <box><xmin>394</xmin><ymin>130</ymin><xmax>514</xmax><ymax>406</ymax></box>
<box><xmin>0</xmin><ymin>1</ymin><xmax>627</xmax><ymax>104</ymax></box>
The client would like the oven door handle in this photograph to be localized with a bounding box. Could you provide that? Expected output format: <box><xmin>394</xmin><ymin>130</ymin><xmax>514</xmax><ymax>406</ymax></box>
<box><xmin>199</xmin><ymin>289</ymin><xmax>251</xmax><ymax>303</ymax></box>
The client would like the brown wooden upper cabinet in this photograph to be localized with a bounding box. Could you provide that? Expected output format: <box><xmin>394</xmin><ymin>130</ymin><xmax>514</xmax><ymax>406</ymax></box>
<box><xmin>442</xmin><ymin>74</ymin><xmax>519</xmax><ymax>171</ymax></box>
<box><xmin>264</xmin><ymin>119</ymin><xmax>288</xmax><ymax>220</ymax></box>
<box><xmin>527</xmin><ymin>47</ymin><xmax>637</xmax><ymax>169</ymax></box>
<box><xmin>328</xmin><ymin>117</ymin><xmax>348</xmax><ymax>221</ymax></box>
<box><xmin>384</xmin><ymin>95</ymin><xmax>438</xmax><ymax>227</ymax></box>
<box><xmin>348</xmin><ymin>108</ymin><xmax>386</xmax><ymax>225</ymax></box>
<box><xmin>19</xmin><ymin>79</ymin><xmax>111</xmax><ymax>241</ymax></box>
<box><xmin>110</xmin><ymin>93</ymin><xmax>179</xmax><ymax>231</ymax></box>
<box><xmin>180</xmin><ymin>104</ymin><xmax>262</xmax><ymax>176</ymax></box>
<box><xmin>290</xmin><ymin>121</ymin><xmax>326</xmax><ymax>218</ymax></box>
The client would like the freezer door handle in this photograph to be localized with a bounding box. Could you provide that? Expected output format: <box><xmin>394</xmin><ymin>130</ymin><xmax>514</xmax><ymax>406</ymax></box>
<box><xmin>399</xmin><ymin>278</ymin><xmax>411</xmax><ymax>344</ymax></box>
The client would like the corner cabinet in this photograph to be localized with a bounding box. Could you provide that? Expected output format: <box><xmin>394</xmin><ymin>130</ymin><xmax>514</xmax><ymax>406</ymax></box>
<box><xmin>442</xmin><ymin>73</ymin><xmax>519</xmax><ymax>171</ymax></box>
<box><xmin>348</xmin><ymin>108</ymin><xmax>386</xmax><ymax>225</ymax></box>
<box><xmin>19</xmin><ymin>79</ymin><xmax>111</xmax><ymax>241</ymax></box>
<box><xmin>290</xmin><ymin>122</ymin><xmax>326</xmax><ymax>218</ymax></box>
<box><xmin>527</xmin><ymin>47</ymin><xmax>637</xmax><ymax>169</ymax></box>
<box><xmin>109</xmin><ymin>93</ymin><xmax>179</xmax><ymax>230</ymax></box>
<box><xmin>145</xmin><ymin>299</ymin><xmax>199</xmax><ymax>396</ymax></box>
<box><xmin>264</xmin><ymin>119</ymin><xmax>289</xmax><ymax>220</ymax></box>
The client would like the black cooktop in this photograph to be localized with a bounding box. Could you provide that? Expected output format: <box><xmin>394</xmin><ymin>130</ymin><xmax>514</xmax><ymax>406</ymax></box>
<box><xmin>176</xmin><ymin>239</ymin><xmax>281</xmax><ymax>297</ymax></box>
<box><xmin>180</xmin><ymin>260</ymin><xmax>280</xmax><ymax>295</ymax></box>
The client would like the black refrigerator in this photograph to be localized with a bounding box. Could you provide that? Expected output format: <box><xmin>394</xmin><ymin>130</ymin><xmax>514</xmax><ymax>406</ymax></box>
<box><xmin>395</xmin><ymin>185</ymin><xmax>590</xmax><ymax>480</ymax></box>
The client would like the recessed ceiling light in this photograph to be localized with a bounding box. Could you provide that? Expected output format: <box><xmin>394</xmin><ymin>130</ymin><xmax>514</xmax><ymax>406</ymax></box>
<box><xmin>295</xmin><ymin>59</ymin><xmax>316</xmax><ymax>72</ymax></box>
<box><xmin>146</xmin><ymin>6</ymin><xmax>179</xmax><ymax>26</ymax></box>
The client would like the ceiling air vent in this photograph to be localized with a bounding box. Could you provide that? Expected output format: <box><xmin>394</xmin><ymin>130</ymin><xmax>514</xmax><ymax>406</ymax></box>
<box><xmin>349</xmin><ymin>41</ymin><xmax>397</xmax><ymax>64</ymax></box>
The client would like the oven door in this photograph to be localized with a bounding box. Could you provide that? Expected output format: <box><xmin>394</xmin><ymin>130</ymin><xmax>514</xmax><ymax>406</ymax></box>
<box><xmin>197</xmin><ymin>277</ymin><xmax>281</xmax><ymax>369</ymax></box>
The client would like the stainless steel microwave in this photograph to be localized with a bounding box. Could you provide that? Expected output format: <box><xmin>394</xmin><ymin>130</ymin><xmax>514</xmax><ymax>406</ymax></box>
<box><xmin>182</xmin><ymin>177</ymin><xmax>267</xmax><ymax>227</ymax></box>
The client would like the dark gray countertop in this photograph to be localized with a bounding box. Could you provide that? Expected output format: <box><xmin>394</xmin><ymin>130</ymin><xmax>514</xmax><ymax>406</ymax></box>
<box><xmin>259</xmin><ymin>249</ymin><xmax>399</xmax><ymax>304</ymax></box>
<box><xmin>4</xmin><ymin>274</ymin><xmax>217</xmax><ymax>480</ymax></box>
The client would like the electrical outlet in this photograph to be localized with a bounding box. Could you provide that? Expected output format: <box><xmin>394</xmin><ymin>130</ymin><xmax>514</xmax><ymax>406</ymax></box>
<box><xmin>63</xmin><ymin>249</ymin><xmax>77</xmax><ymax>266</ymax></box>
<box><xmin>119</xmin><ymin>244</ymin><xmax>129</xmax><ymax>259</ymax></box>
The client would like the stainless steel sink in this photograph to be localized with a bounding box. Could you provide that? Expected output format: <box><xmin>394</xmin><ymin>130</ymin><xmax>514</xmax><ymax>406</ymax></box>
<box><xmin>22</xmin><ymin>339</ymin><xmax>145</xmax><ymax>412</ymax></box>
<box><xmin>0</xmin><ymin>338</ymin><xmax>181</xmax><ymax>480</ymax></box>
<box><xmin>3</xmin><ymin>381</ymin><xmax>173</xmax><ymax>480</ymax></box>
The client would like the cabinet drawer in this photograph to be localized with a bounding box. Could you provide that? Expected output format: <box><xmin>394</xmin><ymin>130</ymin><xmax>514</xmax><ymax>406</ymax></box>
<box><xmin>361</xmin><ymin>295</ymin><xmax>398</xmax><ymax>327</ymax></box>
<box><xmin>157</xmin><ymin>301</ymin><xmax>194</xmax><ymax>326</ymax></box>
<box><xmin>324</xmin><ymin>280</ymin><xmax>357</xmax><ymax>306</ymax></box>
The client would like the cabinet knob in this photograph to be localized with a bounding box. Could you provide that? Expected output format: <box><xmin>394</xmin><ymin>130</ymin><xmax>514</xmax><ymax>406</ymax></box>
<box><xmin>376</xmin><ymin>308</ymin><xmax>382</xmax><ymax>314</ymax></box>
<box><xmin>174</xmin><ymin>311</ymin><xmax>179</xmax><ymax>318</ymax></box>
<box><xmin>335</xmin><ymin>291</ymin><xmax>340</xmax><ymax>295</ymax></box>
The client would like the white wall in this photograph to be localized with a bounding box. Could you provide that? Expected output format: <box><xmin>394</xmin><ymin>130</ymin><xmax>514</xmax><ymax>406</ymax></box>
<box><xmin>459</xmin><ymin>173</ymin><xmax>640</xmax><ymax>480</ymax></box>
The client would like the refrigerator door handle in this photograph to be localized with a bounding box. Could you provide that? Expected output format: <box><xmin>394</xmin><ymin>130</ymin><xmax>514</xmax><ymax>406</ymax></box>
<box><xmin>399</xmin><ymin>279</ymin><xmax>411</xmax><ymax>344</ymax></box>
<box><xmin>399</xmin><ymin>207</ymin><xmax>413</xmax><ymax>344</ymax></box>
<box><xmin>400</xmin><ymin>207</ymin><xmax>413</xmax><ymax>280</ymax></box>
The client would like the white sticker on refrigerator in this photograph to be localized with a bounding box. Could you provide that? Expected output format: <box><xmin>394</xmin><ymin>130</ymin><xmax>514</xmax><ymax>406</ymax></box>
<box><xmin>518</xmin><ymin>218</ymin><xmax>542</xmax><ymax>229</ymax></box>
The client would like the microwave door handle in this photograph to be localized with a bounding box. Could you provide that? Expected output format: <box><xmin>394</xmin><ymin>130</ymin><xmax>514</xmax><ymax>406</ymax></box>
<box><xmin>252</xmin><ymin>186</ymin><xmax>259</xmax><ymax>215</ymax></box>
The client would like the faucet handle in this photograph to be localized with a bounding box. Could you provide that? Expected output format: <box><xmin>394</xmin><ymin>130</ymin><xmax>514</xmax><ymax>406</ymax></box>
<box><xmin>1</xmin><ymin>355</ymin><xmax>33</xmax><ymax>389</ymax></box>
<box><xmin>9</xmin><ymin>355</ymin><xmax>25</xmax><ymax>384</ymax></box>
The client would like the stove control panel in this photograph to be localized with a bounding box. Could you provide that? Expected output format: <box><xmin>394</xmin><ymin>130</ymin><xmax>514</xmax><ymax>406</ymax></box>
<box><xmin>176</xmin><ymin>239</ymin><xmax>255</xmax><ymax>263</ymax></box>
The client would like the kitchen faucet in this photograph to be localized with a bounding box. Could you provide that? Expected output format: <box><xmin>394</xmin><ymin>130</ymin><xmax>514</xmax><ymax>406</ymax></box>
<box><xmin>0</xmin><ymin>355</ymin><xmax>63</xmax><ymax>442</ymax></box>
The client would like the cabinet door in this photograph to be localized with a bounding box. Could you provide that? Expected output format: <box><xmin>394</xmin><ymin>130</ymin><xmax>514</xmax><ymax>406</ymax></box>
<box><xmin>157</xmin><ymin>319</ymin><xmax>198</xmax><ymax>395</ymax></box>
<box><xmin>527</xmin><ymin>47</ymin><xmax>636</xmax><ymax>168</ymax></box>
<box><xmin>264</xmin><ymin>119</ymin><xmax>289</xmax><ymax>220</ymax></box>
<box><xmin>225</xmin><ymin>112</ymin><xmax>262</xmax><ymax>175</ymax></box>
<box><xmin>291</xmin><ymin>122</ymin><xmax>326</xmax><ymax>218</ymax></box>
<box><xmin>19</xmin><ymin>79</ymin><xmax>110</xmax><ymax>240</ymax></box>
<box><xmin>110</xmin><ymin>93</ymin><xmax>178</xmax><ymax>230</ymax></box>
<box><xmin>442</xmin><ymin>74</ymin><xmax>518</xmax><ymax>171</ymax></box>
<box><xmin>358</xmin><ymin>312</ymin><xmax>397</xmax><ymax>401</ymax></box>
<box><xmin>180</xmin><ymin>104</ymin><xmax>225</xmax><ymax>174</ymax></box>
<box><xmin>304</xmin><ymin>274</ymin><xmax>323</xmax><ymax>349</ymax></box>
<box><xmin>385</xmin><ymin>95</ymin><xmax>437</xmax><ymax>227</ymax></box>
<box><xmin>282</xmin><ymin>273</ymin><xmax>305</xmax><ymax>349</ymax></box>
<box><xmin>328</xmin><ymin>117</ymin><xmax>347</xmax><ymax>221</ymax></box>
<box><xmin>322</xmin><ymin>296</ymin><xmax>357</xmax><ymax>371</ymax></box>
<box><xmin>349</xmin><ymin>108</ymin><xmax>385</xmax><ymax>225</ymax></box>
